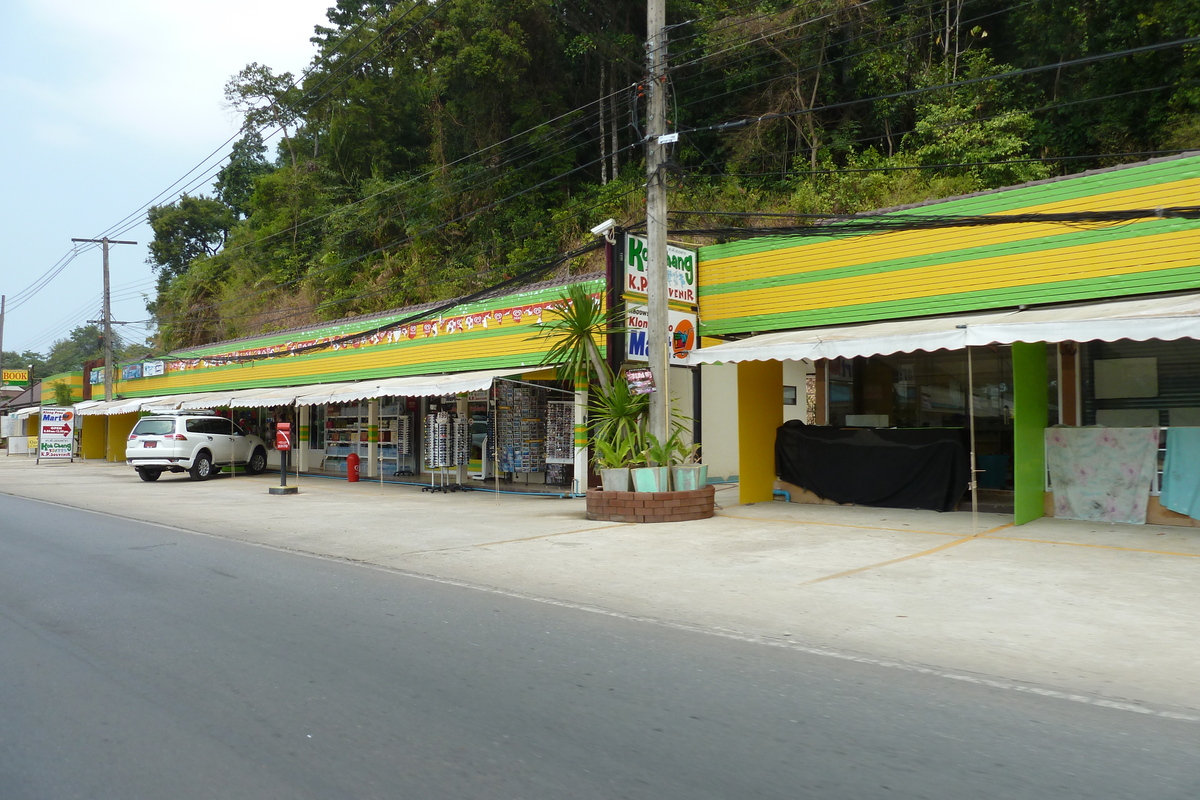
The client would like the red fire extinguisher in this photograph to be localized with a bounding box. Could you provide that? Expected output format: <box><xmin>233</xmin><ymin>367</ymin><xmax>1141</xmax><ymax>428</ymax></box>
<box><xmin>346</xmin><ymin>452</ymin><xmax>360</xmax><ymax>482</ymax></box>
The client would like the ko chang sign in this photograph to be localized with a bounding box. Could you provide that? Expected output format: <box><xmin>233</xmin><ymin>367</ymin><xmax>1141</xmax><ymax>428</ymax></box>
<box><xmin>625</xmin><ymin>303</ymin><xmax>698</xmax><ymax>363</ymax></box>
<box><xmin>624</xmin><ymin>234</ymin><xmax>698</xmax><ymax>306</ymax></box>
<box><xmin>38</xmin><ymin>407</ymin><xmax>75</xmax><ymax>462</ymax></box>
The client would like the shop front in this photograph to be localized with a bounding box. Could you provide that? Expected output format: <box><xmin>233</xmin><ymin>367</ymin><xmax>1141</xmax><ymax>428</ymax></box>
<box><xmin>65</xmin><ymin>276</ymin><xmax>602</xmax><ymax>494</ymax></box>
<box><xmin>689</xmin><ymin>153</ymin><xmax>1200</xmax><ymax>526</ymax></box>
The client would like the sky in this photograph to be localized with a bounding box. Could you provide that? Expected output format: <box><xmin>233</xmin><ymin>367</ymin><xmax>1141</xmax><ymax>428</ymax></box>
<box><xmin>0</xmin><ymin>0</ymin><xmax>336</xmax><ymax>359</ymax></box>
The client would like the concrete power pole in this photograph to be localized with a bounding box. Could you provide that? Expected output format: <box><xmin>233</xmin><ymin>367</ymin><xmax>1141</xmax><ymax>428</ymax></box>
<box><xmin>72</xmin><ymin>237</ymin><xmax>136</xmax><ymax>402</ymax></box>
<box><xmin>645</xmin><ymin>0</ymin><xmax>671</xmax><ymax>444</ymax></box>
<box><xmin>0</xmin><ymin>295</ymin><xmax>6</xmax><ymax>388</ymax></box>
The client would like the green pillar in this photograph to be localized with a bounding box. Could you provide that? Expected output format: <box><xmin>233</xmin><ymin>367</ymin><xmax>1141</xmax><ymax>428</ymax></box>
<box><xmin>1012</xmin><ymin>342</ymin><xmax>1048</xmax><ymax>525</ymax></box>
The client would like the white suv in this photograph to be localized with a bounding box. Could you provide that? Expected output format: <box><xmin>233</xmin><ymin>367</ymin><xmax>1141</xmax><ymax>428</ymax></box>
<box><xmin>126</xmin><ymin>412</ymin><xmax>268</xmax><ymax>482</ymax></box>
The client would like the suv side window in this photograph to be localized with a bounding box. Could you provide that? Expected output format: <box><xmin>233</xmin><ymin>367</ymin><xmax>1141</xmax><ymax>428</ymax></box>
<box><xmin>186</xmin><ymin>419</ymin><xmax>226</xmax><ymax>435</ymax></box>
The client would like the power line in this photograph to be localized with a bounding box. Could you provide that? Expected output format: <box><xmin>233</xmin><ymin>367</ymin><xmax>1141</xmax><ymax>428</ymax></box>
<box><xmin>682</xmin><ymin>35</ymin><xmax>1200</xmax><ymax>137</ymax></box>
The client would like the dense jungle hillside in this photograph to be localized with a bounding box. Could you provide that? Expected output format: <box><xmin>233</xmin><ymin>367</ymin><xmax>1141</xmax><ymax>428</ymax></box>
<box><xmin>145</xmin><ymin>0</ymin><xmax>1200</xmax><ymax>351</ymax></box>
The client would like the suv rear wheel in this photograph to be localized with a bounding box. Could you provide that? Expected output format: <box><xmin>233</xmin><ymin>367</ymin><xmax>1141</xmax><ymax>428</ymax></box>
<box><xmin>136</xmin><ymin>467</ymin><xmax>162</xmax><ymax>482</ymax></box>
<box><xmin>189</xmin><ymin>451</ymin><xmax>214</xmax><ymax>481</ymax></box>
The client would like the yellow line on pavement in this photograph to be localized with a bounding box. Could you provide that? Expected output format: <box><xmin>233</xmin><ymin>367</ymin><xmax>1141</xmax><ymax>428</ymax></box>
<box><xmin>988</xmin><ymin>535</ymin><xmax>1200</xmax><ymax>558</ymax></box>
<box><xmin>472</xmin><ymin>523</ymin><xmax>631</xmax><ymax>548</ymax></box>
<box><xmin>715</xmin><ymin>512</ymin><xmax>964</xmax><ymax>537</ymax></box>
<box><xmin>798</xmin><ymin>523</ymin><xmax>1013</xmax><ymax>586</ymax></box>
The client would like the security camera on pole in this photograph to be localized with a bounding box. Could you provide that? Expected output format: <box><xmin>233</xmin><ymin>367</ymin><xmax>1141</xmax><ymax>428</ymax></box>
<box><xmin>645</xmin><ymin>0</ymin><xmax>671</xmax><ymax>445</ymax></box>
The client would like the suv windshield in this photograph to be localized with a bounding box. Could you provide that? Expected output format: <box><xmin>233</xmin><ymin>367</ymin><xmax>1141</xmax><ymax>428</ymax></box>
<box><xmin>132</xmin><ymin>418</ymin><xmax>176</xmax><ymax>436</ymax></box>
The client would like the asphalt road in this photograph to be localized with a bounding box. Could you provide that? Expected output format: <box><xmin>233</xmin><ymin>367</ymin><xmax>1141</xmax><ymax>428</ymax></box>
<box><xmin>0</xmin><ymin>494</ymin><xmax>1196</xmax><ymax>800</ymax></box>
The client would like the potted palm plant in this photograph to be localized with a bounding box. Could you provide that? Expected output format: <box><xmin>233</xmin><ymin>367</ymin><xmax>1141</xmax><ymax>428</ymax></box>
<box><xmin>593</xmin><ymin>435</ymin><xmax>634</xmax><ymax>491</ymax></box>
<box><xmin>670</xmin><ymin>439</ymin><xmax>708</xmax><ymax>491</ymax></box>
<box><xmin>632</xmin><ymin>430</ymin><xmax>680</xmax><ymax>492</ymax></box>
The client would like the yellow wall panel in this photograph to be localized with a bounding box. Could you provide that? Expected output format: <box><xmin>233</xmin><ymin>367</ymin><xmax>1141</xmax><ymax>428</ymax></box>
<box><xmin>702</xmin><ymin>226</ymin><xmax>1200</xmax><ymax>322</ymax></box>
<box><xmin>700</xmin><ymin>177</ymin><xmax>1200</xmax><ymax>288</ymax></box>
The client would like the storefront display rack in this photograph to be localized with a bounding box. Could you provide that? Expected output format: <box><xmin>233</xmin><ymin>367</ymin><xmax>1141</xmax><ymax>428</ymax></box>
<box><xmin>495</xmin><ymin>382</ymin><xmax>546</xmax><ymax>473</ymax></box>
<box><xmin>322</xmin><ymin>402</ymin><xmax>414</xmax><ymax>474</ymax></box>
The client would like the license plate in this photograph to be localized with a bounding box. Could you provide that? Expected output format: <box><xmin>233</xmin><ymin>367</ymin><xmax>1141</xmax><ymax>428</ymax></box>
<box><xmin>144</xmin><ymin>441</ymin><xmax>157</xmax><ymax>448</ymax></box>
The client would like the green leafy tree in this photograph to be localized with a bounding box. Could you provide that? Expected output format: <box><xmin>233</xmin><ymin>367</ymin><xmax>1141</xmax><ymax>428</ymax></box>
<box><xmin>146</xmin><ymin>195</ymin><xmax>236</xmax><ymax>292</ymax></box>
<box><xmin>43</xmin><ymin>325</ymin><xmax>104</xmax><ymax>375</ymax></box>
<box><xmin>214</xmin><ymin>131</ymin><xmax>273</xmax><ymax>218</ymax></box>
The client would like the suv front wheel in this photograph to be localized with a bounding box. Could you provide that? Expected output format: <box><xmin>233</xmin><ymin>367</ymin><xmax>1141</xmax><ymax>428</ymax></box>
<box><xmin>189</xmin><ymin>451</ymin><xmax>214</xmax><ymax>481</ymax></box>
<box><xmin>246</xmin><ymin>447</ymin><xmax>267</xmax><ymax>475</ymax></box>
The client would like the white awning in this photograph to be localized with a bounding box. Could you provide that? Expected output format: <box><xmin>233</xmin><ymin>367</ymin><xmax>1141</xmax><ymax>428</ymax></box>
<box><xmin>297</xmin><ymin>367</ymin><xmax>535</xmax><ymax>405</ymax></box>
<box><xmin>74</xmin><ymin>396</ymin><xmax>174</xmax><ymax>416</ymax></box>
<box><xmin>12</xmin><ymin>406</ymin><xmax>41</xmax><ymax>419</ymax></box>
<box><xmin>963</xmin><ymin>292</ymin><xmax>1200</xmax><ymax>346</ymax></box>
<box><xmin>687</xmin><ymin>292</ymin><xmax>1200</xmax><ymax>364</ymax></box>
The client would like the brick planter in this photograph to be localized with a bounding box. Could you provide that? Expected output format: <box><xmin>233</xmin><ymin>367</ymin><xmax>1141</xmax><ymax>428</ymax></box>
<box><xmin>586</xmin><ymin>485</ymin><xmax>715</xmax><ymax>523</ymax></box>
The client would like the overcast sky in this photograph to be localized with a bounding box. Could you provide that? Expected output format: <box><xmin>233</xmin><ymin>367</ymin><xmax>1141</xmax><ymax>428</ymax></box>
<box><xmin>0</xmin><ymin>0</ymin><xmax>335</xmax><ymax>358</ymax></box>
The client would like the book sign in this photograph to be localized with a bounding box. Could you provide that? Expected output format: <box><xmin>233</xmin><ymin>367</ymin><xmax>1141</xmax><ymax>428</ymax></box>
<box><xmin>38</xmin><ymin>407</ymin><xmax>75</xmax><ymax>462</ymax></box>
<box><xmin>625</xmin><ymin>368</ymin><xmax>656</xmax><ymax>395</ymax></box>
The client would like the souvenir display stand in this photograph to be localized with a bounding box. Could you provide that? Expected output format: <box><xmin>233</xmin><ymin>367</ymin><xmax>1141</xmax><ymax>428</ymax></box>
<box><xmin>422</xmin><ymin>410</ymin><xmax>470</xmax><ymax>492</ymax></box>
<box><xmin>544</xmin><ymin>400</ymin><xmax>575</xmax><ymax>487</ymax></box>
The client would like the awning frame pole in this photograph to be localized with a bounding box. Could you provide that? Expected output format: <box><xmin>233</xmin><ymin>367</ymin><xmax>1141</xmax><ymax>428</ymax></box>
<box><xmin>967</xmin><ymin>345</ymin><xmax>978</xmax><ymax>535</ymax></box>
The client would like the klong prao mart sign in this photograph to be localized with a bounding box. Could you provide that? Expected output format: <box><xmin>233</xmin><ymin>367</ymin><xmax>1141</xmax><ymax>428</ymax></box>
<box><xmin>625</xmin><ymin>303</ymin><xmax>698</xmax><ymax>363</ymax></box>
<box><xmin>37</xmin><ymin>407</ymin><xmax>75</xmax><ymax>462</ymax></box>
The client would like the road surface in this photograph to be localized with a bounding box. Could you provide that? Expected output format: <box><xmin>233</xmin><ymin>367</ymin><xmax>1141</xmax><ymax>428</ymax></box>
<box><xmin>0</xmin><ymin>494</ymin><xmax>1195</xmax><ymax>799</ymax></box>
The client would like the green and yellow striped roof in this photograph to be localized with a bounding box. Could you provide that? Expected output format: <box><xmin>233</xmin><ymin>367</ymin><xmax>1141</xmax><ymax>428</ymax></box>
<box><xmin>697</xmin><ymin>154</ymin><xmax>1200</xmax><ymax>336</ymax></box>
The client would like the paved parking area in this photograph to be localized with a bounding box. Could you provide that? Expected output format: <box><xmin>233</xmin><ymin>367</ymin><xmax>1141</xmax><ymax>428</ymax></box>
<box><xmin>3</xmin><ymin>454</ymin><xmax>1198</xmax><ymax>715</ymax></box>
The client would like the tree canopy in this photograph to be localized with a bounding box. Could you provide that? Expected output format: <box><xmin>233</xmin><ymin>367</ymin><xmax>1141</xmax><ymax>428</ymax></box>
<box><xmin>143</xmin><ymin>0</ymin><xmax>1200</xmax><ymax>350</ymax></box>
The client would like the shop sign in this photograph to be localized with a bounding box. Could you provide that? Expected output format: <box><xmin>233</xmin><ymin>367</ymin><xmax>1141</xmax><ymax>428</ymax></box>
<box><xmin>623</xmin><ymin>234</ymin><xmax>698</xmax><ymax>306</ymax></box>
<box><xmin>168</xmin><ymin>295</ymin><xmax>595</xmax><ymax>372</ymax></box>
<box><xmin>625</xmin><ymin>303</ymin><xmax>698</xmax><ymax>363</ymax></box>
<box><xmin>1</xmin><ymin>368</ymin><xmax>29</xmax><ymax>386</ymax></box>
<box><xmin>38</xmin><ymin>407</ymin><xmax>75</xmax><ymax>460</ymax></box>
<box><xmin>625</xmin><ymin>368</ymin><xmax>656</xmax><ymax>395</ymax></box>
<box><xmin>89</xmin><ymin>367</ymin><xmax>105</xmax><ymax>385</ymax></box>
<box><xmin>143</xmin><ymin>360</ymin><xmax>165</xmax><ymax>377</ymax></box>
<box><xmin>122</xmin><ymin>363</ymin><xmax>143</xmax><ymax>380</ymax></box>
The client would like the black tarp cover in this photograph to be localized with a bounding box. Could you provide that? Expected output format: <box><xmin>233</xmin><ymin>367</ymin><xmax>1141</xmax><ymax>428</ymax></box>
<box><xmin>775</xmin><ymin>422</ymin><xmax>970</xmax><ymax>512</ymax></box>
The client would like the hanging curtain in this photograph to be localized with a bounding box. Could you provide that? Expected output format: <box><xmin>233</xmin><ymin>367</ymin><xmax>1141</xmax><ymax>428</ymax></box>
<box><xmin>1160</xmin><ymin>428</ymin><xmax>1200</xmax><ymax>520</ymax></box>
<box><xmin>1045</xmin><ymin>427</ymin><xmax>1159</xmax><ymax>524</ymax></box>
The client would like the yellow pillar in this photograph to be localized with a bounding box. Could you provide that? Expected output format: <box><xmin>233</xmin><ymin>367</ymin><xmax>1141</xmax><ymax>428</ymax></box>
<box><xmin>107</xmin><ymin>413</ymin><xmax>138</xmax><ymax>462</ymax></box>
<box><xmin>80</xmin><ymin>415</ymin><xmax>106</xmax><ymax>459</ymax></box>
<box><xmin>737</xmin><ymin>360</ymin><xmax>784</xmax><ymax>504</ymax></box>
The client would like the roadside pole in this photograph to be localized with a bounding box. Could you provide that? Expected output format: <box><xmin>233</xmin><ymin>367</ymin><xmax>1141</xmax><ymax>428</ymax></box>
<box><xmin>645</xmin><ymin>0</ymin><xmax>670</xmax><ymax>444</ymax></box>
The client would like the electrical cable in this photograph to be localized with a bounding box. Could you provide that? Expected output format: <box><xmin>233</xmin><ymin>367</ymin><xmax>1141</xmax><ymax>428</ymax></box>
<box><xmin>681</xmin><ymin>35</ymin><xmax>1200</xmax><ymax>137</ymax></box>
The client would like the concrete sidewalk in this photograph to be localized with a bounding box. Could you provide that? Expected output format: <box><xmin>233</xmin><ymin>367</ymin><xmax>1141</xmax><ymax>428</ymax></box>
<box><xmin>3</xmin><ymin>455</ymin><xmax>1198</xmax><ymax>715</ymax></box>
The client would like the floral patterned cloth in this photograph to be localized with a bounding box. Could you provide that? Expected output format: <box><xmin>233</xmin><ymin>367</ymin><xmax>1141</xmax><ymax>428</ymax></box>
<box><xmin>1045</xmin><ymin>427</ymin><xmax>1160</xmax><ymax>524</ymax></box>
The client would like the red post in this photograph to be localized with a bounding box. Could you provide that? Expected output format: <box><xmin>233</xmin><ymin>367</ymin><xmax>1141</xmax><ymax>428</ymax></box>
<box><xmin>346</xmin><ymin>452</ymin><xmax>360</xmax><ymax>482</ymax></box>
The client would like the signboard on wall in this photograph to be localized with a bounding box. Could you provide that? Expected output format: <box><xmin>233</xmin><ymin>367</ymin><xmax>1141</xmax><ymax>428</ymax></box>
<box><xmin>121</xmin><ymin>363</ymin><xmax>143</xmax><ymax>380</ymax></box>
<box><xmin>142</xmin><ymin>360</ymin><xmax>165</xmax><ymax>377</ymax></box>
<box><xmin>623</xmin><ymin>234</ymin><xmax>698</xmax><ymax>306</ymax></box>
<box><xmin>1</xmin><ymin>369</ymin><xmax>29</xmax><ymax>386</ymax></box>
<box><xmin>625</xmin><ymin>303</ymin><xmax>698</xmax><ymax>363</ymax></box>
<box><xmin>89</xmin><ymin>367</ymin><xmax>104</xmax><ymax>385</ymax></box>
<box><xmin>37</xmin><ymin>407</ymin><xmax>75</xmax><ymax>462</ymax></box>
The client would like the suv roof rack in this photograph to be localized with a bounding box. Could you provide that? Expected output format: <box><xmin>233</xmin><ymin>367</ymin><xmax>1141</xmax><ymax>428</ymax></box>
<box><xmin>142</xmin><ymin>408</ymin><xmax>219</xmax><ymax>416</ymax></box>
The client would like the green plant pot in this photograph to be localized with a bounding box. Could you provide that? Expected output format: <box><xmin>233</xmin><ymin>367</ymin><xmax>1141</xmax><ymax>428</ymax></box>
<box><xmin>670</xmin><ymin>464</ymin><xmax>708</xmax><ymax>491</ymax></box>
<box><xmin>600</xmin><ymin>467</ymin><xmax>630</xmax><ymax>492</ymax></box>
<box><xmin>631</xmin><ymin>466</ymin><xmax>670</xmax><ymax>492</ymax></box>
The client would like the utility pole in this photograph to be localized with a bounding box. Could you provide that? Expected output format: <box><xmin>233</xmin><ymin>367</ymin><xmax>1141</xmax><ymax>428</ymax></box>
<box><xmin>645</xmin><ymin>0</ymin><xmax>671</xmax><ymax>444</ymax></box>
<box><xmin>72</xmin><ymin>237</ymin><xmax>136</xmax><ymax>402</ymax></box>
<box><xmin>0</xmin><ymin>295</ymin><xmax>6</xmax><ymax>389</ymax></box>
